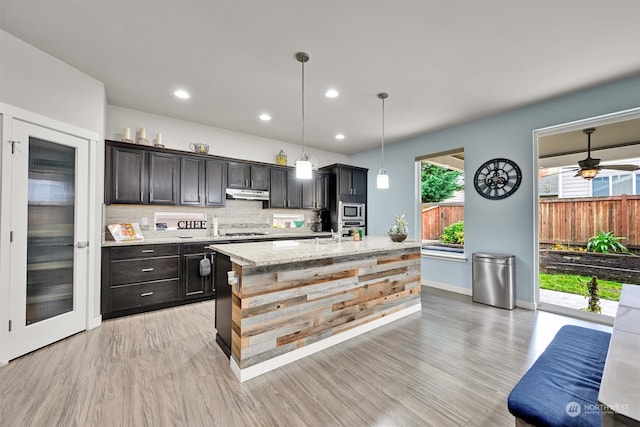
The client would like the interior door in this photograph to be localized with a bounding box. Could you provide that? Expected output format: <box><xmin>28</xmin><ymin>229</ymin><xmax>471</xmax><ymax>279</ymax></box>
<box><xmin>8</xmin><ymin>120</ymin><xmax>89</xmax><ymax>360</ymax></box>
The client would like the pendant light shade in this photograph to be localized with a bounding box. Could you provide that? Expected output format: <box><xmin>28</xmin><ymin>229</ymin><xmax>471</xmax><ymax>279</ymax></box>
<box><xmin>377</xmin><ymin>172</ymin><xmax>389</xmax><ymax>189</ymax></box>
<box><xmin>295</xmin><ymin>52</ymin><xmax>313</xmax><ymax>180</ymax></box>
<box><xmin>296</xmin><ymin>156</ymin><xmax>313</xmax><ymax>179</ymax></box>
<box><xmin>376</xmin><ymin>92</ymin><xmax>389</xmax><ymax>189</ymax></box>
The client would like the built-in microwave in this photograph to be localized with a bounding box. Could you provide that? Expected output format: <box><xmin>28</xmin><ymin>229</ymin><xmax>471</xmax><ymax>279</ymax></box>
<box><xmin>340</xmin><ymin>201</ymin><xmax>365</xmax><ymax>223</ymax></box>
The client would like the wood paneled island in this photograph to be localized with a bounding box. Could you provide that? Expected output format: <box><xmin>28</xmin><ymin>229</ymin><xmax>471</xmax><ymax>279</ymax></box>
<box><xmin>209</xmin><ymin>236</ymin><xmax>422</xmax><ymax>381</ymax></box>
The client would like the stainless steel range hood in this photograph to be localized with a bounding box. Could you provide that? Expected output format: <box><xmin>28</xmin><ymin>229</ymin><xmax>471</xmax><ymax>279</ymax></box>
<box><xmin>225</xmin><ymin>188</ymin><xmax>270</xmax><ymax>201</ymax></box>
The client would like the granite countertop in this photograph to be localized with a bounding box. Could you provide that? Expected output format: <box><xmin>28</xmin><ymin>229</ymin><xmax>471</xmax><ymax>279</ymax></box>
<box><xmin>102</xmin><ymin>231</ymin><xmax>332</xmax><ymax>247</ymax></box>
<box><xmin>209</xmin><ymin>235</ymin><xmax>421</xmax><ymax>266</ymax></box>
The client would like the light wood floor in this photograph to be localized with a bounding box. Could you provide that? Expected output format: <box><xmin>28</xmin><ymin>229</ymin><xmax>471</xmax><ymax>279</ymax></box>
<box><xmin>0</xmin><ymin>287</ymin><xmax>611</xmax><ymax>427</ymax></box>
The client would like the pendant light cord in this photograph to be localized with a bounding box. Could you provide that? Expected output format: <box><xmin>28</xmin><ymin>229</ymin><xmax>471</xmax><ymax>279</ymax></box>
<box><xmin>378</xmin><ymin>92</ymin><xmax>388</xmax><ymax>170</ymax></box>
<box><xmin>296</xmin><ymin>52</ymin><xmax>310</xmax><ymax>161</ymax></box>
<box><xmin>302</xmin><ymin>56</ymin><xmax>306</xmax><ymax>159</ymax></box>
<box><xmin>381</xmin><ymin>95</ymin><xmax>385</xmax><ymax>169</ymax></box>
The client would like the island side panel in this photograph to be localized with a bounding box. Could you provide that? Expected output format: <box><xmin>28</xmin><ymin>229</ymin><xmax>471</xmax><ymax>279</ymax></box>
<box><xmin>231</xmin><ymin>247</ymin><xmax>421</xmax><ymax>369</ymax></box>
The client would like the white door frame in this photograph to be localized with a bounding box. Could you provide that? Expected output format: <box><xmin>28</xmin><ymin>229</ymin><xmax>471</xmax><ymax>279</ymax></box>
<box><xmin>0</xmin><ymin>102</ymin><xmax>100</xmax><ymax>366</ymax></box>
<box><xmin>531</xmin><ymin>107</ymin><xmax>640</xmax><ymax>322</ymax></box>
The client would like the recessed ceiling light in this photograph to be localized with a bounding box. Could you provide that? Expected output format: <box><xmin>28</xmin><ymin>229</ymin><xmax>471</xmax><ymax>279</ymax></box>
<box><xmin>174</xmin><ymin>89</ymin><xmax>190</xmax><ymax>99</ymax></box>
<box><xmin>335</xmin><ymin>133</ymin><xmax>345</xmax><ymax>140</ymax></box>
<box><xmin>325</xmin><ymin>89</ymin><xmax>339</xmax><ymax>98</ymax></box>
<box><xmin>259</xmin><ymin>113</ymin><xmax>271</xmax><ymax>121</ymax></box>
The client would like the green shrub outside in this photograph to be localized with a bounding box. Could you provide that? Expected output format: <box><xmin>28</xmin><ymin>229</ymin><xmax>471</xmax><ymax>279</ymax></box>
<box><xmin>441</xmin><ymin>221</ymin><xmax>464</xmax><ymax>244</ymax></box>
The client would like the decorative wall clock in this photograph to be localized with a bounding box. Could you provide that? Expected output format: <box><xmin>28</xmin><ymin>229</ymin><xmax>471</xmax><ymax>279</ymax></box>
<box><xmin>473</xmin><ymin>158</ymin><xmax>522</xmax><ymax>200</ymax></box>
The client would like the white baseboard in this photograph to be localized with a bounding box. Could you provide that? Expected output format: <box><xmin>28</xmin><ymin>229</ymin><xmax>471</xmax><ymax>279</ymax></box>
<box><xmin>87</xmin><ymin>315</ymin><xmax>102</xmax><ymax>330</ymax></box>
<box><xmin>231</xmin><ymin>303</ymin><xmax>422</xmax><ymax>382</ymax></box>
<box><xmin>422</xmin><ymin>280</ymin><xmax>472</xmax><ymax>296</ymax></box>
<box><xmin>516</xmin><ymin>300</ymin><xmax>536</xmax><ymax>310</ymax></box>
<box><xmin>423</xmin><ymin>281</ymin><xmax>536</xmax><ymax>310</ymax></box>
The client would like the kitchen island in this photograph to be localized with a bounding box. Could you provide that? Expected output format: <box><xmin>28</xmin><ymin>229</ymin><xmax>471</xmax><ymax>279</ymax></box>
<box><xmin>209</xmin><ymin>236</ymin><xmax>422</xmax><ymax>381</ymax></box>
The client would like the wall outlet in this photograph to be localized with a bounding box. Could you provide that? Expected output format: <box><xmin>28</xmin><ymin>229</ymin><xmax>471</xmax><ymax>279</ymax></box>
<box><xmin>140</xmin><ymin>217</ymin><xmax>149</xmax><ymax>230</ymax></box>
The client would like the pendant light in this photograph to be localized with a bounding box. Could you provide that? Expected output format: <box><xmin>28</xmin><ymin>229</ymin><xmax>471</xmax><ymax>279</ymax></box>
<box><xmin>295</xmin><ymin>52</ymin><xmax>313</xmax><ymax>180</ymax></box>
<box><xmin>376</xmin><ymin>92</ymin><xmax>389</xmax><ymax>189</ymax></box>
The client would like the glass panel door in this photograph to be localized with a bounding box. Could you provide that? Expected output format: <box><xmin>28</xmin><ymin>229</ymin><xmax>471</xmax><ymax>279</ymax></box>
<box><xmin>26</xmin><ymin>137</ymin><xmax>76</xmax><ymax>325</ymax></box>
<box><xmin>9</xmin><ymin>120</ymin><xmax>88</xmax><ymax>360</ymax></box>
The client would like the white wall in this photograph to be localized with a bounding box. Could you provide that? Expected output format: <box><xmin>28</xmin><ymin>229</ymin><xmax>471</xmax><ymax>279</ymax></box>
<box><xmin>351</xmin><ymin>75</ymin><xmax>640</xmax><ymax>306</ymax></box>
<box><xmin>0</xmin><ymin>29</ymin><xmax>106</xmax><ymax>365</ymax></box>
<box><xmin>0</xmin><ymin>31</ymin><xmax>105</xmax><ymax>134</ymax></box>
<box><xmin>106</xmin><ymin>105</ymin><xmax>349</xmax><ymax>168</ymax></box>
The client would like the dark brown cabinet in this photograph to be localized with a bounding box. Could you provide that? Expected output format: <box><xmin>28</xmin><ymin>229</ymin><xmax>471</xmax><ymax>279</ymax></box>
<box><xmin>101</xmin><ymin>244</ymin><xmax>181</xmax><ymax>317</ymax></box>
<box><xmin>269</xmin><ymin>167</ymin><xmax>287</xmax><ymax>208</ymax></box>
<box><xmin>315</xmin><ymin>171</ymin><xmax>329</xmax><ymax>210</ymax></box>
<box><xmin>301</xmin><ymin>171</ymin><xmax>329</xmax><ymax>210</ymax></box>
<box><xmin>180</xmin><ymin>157</ymin><xmax>226</xmax><ymax>206</ymax></box>
<box><xmin>182</xmin><ymin>243</ymin><xmax>215</xmax><ymax>298</ymax></box>
<box><xmin>106</xmin><ymin>146</ymin><xmax>146</xmax><ymax>204</ymax></box>
<box><xmin>106</xmin><ymin>143</ymin><xmax>178</xmax><ymax>205</ymax></box>
<box><xmin>214</xmin><ymin>253</ymin><xmax>233</xmax><ymax>357</ymax></box>
<box><xmin>302</xmin><ymin>171</ymin><xmax>316</xmax><ymax>209</ymax></box>
<box><xmin>227</xmin><ymin>162</ymin><xmax>269</xmax><ymax>190</ymax></box>
<box><xmin>101</xmin><ymin>242</ymin><xmax>217</xmax><ymax>319</ymax></box>
<box><xmin>269</xmin><ymin>167</ymin><xmax>302</xmax><ymax>208</ymax></box>
<box><xmin>148</xmin><ymin>152</ymin><xmax>179</xmax><ymax>204</ymax></box>
<box><xmin>337</xmin><ymin>166</ymin><xmax>367</xmax><ymax>203</ymax></box>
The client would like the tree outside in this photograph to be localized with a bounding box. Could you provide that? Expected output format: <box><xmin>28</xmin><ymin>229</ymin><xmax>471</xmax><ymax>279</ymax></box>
<box><xmin>421</xmin><ymin>163</ymin><xmax>464</xmax><ymax>203</ymax></box>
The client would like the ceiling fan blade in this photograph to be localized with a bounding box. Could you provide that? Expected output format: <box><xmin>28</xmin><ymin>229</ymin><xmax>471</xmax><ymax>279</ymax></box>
<box><xmin>600</xmin><ymin>164</ymin><xmax>640</xmax><ymax>171</ymax></box>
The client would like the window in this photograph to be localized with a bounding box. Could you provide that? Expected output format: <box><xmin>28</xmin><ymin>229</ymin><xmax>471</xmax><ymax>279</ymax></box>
<box><xmin>417</xmin><ymin>149</ymin><xmax>465</xmax><ymax>253</ymax></box>
<box><xmin>592</xmin><ymin>176</ymin><xmax>609</xmax><ymax>197</ymax></box>
<box><xmin>612</xmin><ymin>174</ymin><xmax>633</xmax><ymax>195</ymax></box>
<box><xmin>592</xmin><ymin>173</ymin><xmax>637</xmax><ymax>196</ymax></box>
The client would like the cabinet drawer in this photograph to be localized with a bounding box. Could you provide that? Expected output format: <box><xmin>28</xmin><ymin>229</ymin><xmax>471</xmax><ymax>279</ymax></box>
<box><xmin>110</xmin><ymin>256</ymin><xmax>180</xmax><ymax>285</ymax></box>
<box><xmin>111</xmin><ymin>279</ymin><xmax>180</xmax><ymax>311</ymax></box>
<box><xmin>110</xmin><ymin>244</ymin><xmax>180</xmax><ymax>260</ymax></box>
<box><xmin>183</xmin><ymin>242</ymin><xmax>215</xmax><ymax>255</ymax></box>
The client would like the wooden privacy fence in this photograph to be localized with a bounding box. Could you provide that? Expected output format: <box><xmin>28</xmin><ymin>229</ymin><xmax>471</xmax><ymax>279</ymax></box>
<box><xmin>422</xmin><ymin>196</ymin><xmax>639</xmax><ymax>248</ymax></box>
<box><xmin>539</xmin><ymin>195</ymin><xmax>640</xmax><ymax>248</ymax></box>
<box><xmin>422</xmin><ymin>203</ymin><xmax>464</xmax><ymax>240</ymax></box>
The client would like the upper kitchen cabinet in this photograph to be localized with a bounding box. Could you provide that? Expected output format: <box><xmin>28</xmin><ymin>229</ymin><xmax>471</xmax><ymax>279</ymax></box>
<box><xmin>321</xmin><ymin>164</ymin><xmax>368</xmax><ymax>203</ymax></box>
<box><xmin>227</xmin><ymin>162</ymin><xmax>269</xmax><ymax>190</ymax></box>
<box><xmin>269</xmin><ymin>167</ymin><xmax>303</xmax><ymax>209</ymax></box>
<box><xmin>314</xmin><ymin>171</ymin><xmax>330</xmax><ymax>210</ymax></box>
<box><xmin>105</xmin><ymin>142</ymin><xmax>178</xmax><ymax>205</ymax></box>
<box><xmin>148</xmin><ymin>152</ymin><xmax>179</xmax><ymax>204</ymax></box>
<box><xmin>301</xmin><ymin>171</ymin><xmax>328</xmax><ymax>210</ymax></box>
<box><xmin>180</xmin><ymin>157</ymin><xmax>226</xmax><ymax>207</ymax></box>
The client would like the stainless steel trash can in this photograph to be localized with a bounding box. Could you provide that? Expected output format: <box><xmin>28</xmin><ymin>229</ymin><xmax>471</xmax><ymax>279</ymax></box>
<box><xmin>472</xmin><ymin>252</ymin><xmax>515</xmax><ymax>310</ymax></box>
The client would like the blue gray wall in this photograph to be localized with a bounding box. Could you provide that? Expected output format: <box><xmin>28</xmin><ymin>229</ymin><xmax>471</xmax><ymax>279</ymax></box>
<box><xmin>350</xmin><ymin>75</ymin><xmax>640</xmax><ymax>305</ymax></box>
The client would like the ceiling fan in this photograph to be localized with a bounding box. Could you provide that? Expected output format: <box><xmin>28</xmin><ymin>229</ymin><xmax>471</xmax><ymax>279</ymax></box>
<box><xmin>573</xmin><ymin>128</ymin><xmax>639</xmax><ymax>179</ymax></box>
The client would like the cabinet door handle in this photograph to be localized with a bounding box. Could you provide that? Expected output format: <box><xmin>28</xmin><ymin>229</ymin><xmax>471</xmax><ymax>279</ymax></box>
<box><xmin>141</xmin><ymin>268</ymin><xmax>154</xmax><ymax>272</ymax></box>
<box><xmin>140</xmin><ymin>292</ymin><xmax>154</xmax><ymax>297</ymax></box>
<box><xmin>140</xmin><ymin>192</ymin><xmax>144</xmax><ymax>202</ymax></box>
<box><xmin>251</xmin><ymin>180</ymin><xmax>254</xmax><ymax>188</ymax></box>
<box><xmin>141</xmin><ymin>249</ymin><xmax>155</xmax><ymax>253</ymax></box>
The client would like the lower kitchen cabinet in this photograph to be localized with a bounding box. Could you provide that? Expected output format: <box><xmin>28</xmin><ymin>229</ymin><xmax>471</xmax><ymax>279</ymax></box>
<box><xmin>101</xmin><ymin>242</ymin><xmax>215</xmax><ymax>319</ymax></box>
<box><xmin>182</xmin><ymin>243</ymin><xmax>216</xmax><ymax>298</ymax></box>
<box><xmin>214</xmin><ymin>252</ymin><xmax>233</xmax><ymax>357</ymax></box>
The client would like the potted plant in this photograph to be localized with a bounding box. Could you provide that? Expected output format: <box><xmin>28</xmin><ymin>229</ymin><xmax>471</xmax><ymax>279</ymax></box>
<box><xmin>389</xmin><ymin>214</ymin><xmax>408</xmax><ymax>242</ymax></box>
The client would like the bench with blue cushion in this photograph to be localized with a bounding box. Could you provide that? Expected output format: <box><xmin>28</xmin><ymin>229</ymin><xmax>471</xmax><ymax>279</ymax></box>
<box><xmin>507</xmin><ymin>324</ymin><xmax>611</xmax><ymax>427</ymax></box>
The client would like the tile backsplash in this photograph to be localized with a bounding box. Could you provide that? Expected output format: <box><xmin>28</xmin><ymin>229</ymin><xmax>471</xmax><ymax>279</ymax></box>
<box><xmin>103</xmin><ymin>199</ymin><xmax>317</xmax><ymax>241</ymax></box>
